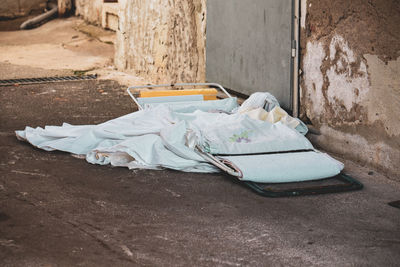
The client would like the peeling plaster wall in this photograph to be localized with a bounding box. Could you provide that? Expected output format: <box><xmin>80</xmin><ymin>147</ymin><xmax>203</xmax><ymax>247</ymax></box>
<box><xmin>74</xmin><ymin>0</ymin><xmax>103</xmax><ymax>25</ymax></box>
<box><xmin>0</xmin><ymin>0</ymin><xmax>47</xmax><ymax>19</ymax></box>
<box><xmin>300</xmin><ymin>0</ymin><xmax>400</xmax><ymax>180</ymax></box>
<box><xmin>115</xmin><ymin>0</ymin><xmax>206</xmax><ymax>84</ymax></box>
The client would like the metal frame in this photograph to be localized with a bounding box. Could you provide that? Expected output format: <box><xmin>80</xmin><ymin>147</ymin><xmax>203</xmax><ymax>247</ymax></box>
<box><xmin>127</xmin><ymin>83</ymin><xmax>232</xmax><ymax>110</ymax></box>
<box><xmin>0</xmin><ymin>75</ymin><xmax>97</xmax><ymax>87</ymax></box>
<box><xmin>291</xmin><ymin>0</ymin><xmax>300</xmax><ymax>118</ymax></box>
<box><xmin>243</xmin><ymin>173</ymin><xmax>363</xmax><ymax>197</ymax></box>
<box><xmin>196</xmin><ymin>147</ymin><xmax>363</xmax><ymax>197</ymax></box>
<box><xmin>196</xmin><ymin>145</ymin><xmax>242</xmax><ymax>177</ymax></box>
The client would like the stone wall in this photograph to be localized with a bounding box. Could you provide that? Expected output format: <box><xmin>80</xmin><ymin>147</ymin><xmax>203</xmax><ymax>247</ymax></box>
<box><xmin>115</xmin><ymin>0</ymin><xmax>206</xmax><ymax>84</ymax></box>
<box><xmin>300</xmin><ymin>0</ymin><xmax>400</xmax><ymax>179</ymax></box>
<box><xmin>0</xmin><ymin>0</ymin><xmax>47</xmax><ymax>19</ymax></box>
<box><xmin>74</xmin><ymin>0</ymin><xmax>103</xmax><ymax>25</ymax></box>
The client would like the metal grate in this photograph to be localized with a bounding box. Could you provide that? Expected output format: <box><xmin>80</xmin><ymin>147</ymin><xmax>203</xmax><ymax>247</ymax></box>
<box><xmin>0</xmin><ymin>74</ymin><xmax>97</xmax><ymax>87</ymax></box>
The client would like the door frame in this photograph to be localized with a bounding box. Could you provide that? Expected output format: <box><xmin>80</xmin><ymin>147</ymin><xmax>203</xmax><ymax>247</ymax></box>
<box><xmin>292</xmin><ymin>0</ymin><xmax>300</xmax><ymax>117</ymax></box>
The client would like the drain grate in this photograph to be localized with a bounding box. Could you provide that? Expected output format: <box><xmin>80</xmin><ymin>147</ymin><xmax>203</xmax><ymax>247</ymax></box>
<box><xmin>388</xmin><ymin>200</ymin><xmax>400</xmax><ymax>209</ymax></box>
<box><xmin>0</xmin><ymin>74</ymin><xmax>97</xmax><ymax>87</ymax></box>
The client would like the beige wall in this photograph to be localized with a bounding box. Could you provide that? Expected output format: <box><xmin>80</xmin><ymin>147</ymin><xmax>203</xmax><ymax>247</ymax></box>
<box><xmin>74</xmin><ymin>0</ymin><xmax>103</xmax><ymax>25</ymax></box>
<box><xmin>300</xmin><ymin>0</ymin><xmax>400</xmax><ymax>180</ymax></box>
<box><xmin>115</xmin><ymin>0</ymin><xmax>206</xmax><ymax>84</ymax></box>
<box><xmin>0</xmin><ymin>0</ymin><xmax>47</xmax><ymax>19</ymax></box>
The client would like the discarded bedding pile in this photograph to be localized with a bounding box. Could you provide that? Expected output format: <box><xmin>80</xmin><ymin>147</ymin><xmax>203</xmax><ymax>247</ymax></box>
<box><xmin>16</xmin><ymin>93</ymin><xmax>344</xmax><ymax>183</ymax></box>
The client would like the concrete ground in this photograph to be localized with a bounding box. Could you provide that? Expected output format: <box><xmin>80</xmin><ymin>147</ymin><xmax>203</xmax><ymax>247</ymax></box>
<box><xmin>0</xmin><ymin>17</ymin><xmax>143</xmax><ymax>86</ymax></box>
<box><xmin>1</xmin><ymin>16</ymin><xmax>400</xmax><ymax>267</ymax></box>
<box><xmin>0</xmin><ymin>17</ymin><xmax>113</xmax><ymax>79</ymax></box>
<box><xmin>0</xmin><ymin>80</ymin><xmax>400</xmax><ymax>266</ymax></box>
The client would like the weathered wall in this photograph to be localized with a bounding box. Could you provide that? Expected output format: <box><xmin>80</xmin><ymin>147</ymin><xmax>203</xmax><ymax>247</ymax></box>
<box><xmin>115</xmin><ymin>0</ymin><xmax>206</xmax><ymax>84</ymax></box>
<box><xmin>300</xmin><ymin>0</ymin><xmax>400</xmax><ymax>179</ymax></box>
<box><xmin>58</xmin><ymin>0</ymin><xmax>73</xmax><ymax>17</ymax></box>
<box><xmin>74</xmin><ymin>0</ymin><xmax>103</xmax><ymax>25</ymax></box>
<box><xmin>0</xmin><ymin>0</ymin><xmax>47</xmax><ymax>19</ymax></box>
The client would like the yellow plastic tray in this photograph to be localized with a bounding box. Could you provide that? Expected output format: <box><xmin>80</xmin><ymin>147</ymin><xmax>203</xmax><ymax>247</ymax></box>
<box><xmin>139</xmin><ymin>89</ymin><xmax>218</xmax><ymax>101</ymax></box>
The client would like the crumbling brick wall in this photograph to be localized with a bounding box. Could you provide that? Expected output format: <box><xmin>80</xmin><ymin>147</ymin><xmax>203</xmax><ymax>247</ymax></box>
<box><xmin>115</xmin><ymin>0</ymin><xmax>206</xmax><ymax>84</ymax></box>
<box><xmin>300</xmin><ymin>0</ymin><xmax>400</xmax><ymax>179</ymax></box>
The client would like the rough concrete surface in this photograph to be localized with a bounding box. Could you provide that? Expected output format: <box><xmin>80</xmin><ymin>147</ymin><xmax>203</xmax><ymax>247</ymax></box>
<box><xmin>0</xmin><ymin>17</ymin><xmax>114</xmax><ymax>79</ymax></box>
<box><xmin>300</xmin><ymin>0</ymin><xmax>400</xmax><ymax>180</ymax></box>
<box><xmin>0</xmin><ymin>17</ymin><xmax>143</xmax><ymax>88</ymax></box>
<box><xmin>1</xmin><ymin>80</ymin><xmax>400</xmax><ymax>266</ymax></box>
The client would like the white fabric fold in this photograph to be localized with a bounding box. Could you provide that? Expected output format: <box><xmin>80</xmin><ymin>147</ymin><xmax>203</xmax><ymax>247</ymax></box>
<box><xmin>15</xmin><ymin>92</ymin><xmax>343</xmax><ymax>183</ymax></box>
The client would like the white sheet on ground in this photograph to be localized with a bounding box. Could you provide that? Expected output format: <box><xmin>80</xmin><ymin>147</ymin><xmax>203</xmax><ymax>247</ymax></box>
<box><xmin>15</xmin><ymin>94</ymin><xmax>343</xmax><ymax>183</ymax></box>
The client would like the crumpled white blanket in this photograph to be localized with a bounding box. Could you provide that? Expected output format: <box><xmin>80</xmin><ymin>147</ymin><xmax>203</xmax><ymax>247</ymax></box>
<box><xmin>16</xmin><ymin>93</ymin><xmax>321</xmax><ymax>177</ymax></box>
<box><xmin>237</xmin><ymin>92</ymin><xmax>279</xmax><ymax>112</ymax></box>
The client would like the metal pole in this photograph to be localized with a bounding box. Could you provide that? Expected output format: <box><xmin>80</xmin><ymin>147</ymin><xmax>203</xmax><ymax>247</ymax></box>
<box><xmin>292</xmin><ymin>0</ymin><xmax>300</xmax><ymax>118</ymax></box>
